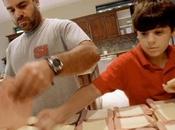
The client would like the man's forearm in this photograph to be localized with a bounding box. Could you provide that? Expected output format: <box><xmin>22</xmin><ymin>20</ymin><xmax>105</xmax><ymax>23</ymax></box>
<box><xmin>55</xmin><ymin>41</ymin><xmax>100</xmax><ymax>75</ymax></box>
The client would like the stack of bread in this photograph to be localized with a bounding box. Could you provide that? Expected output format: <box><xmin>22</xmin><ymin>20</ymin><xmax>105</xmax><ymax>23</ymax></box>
<box><xmin>147</xmin><ymin>99</ymin><xmax>175</xmax><ymax>130</ymax></box>
<box><xmin>3</xmin><ymin>99</ymin><xmax>175</xmax><ymax>130</ymax></box>
<box><xmin>113</xmin><ymin>104</ymin><xmax>156</xmax><ymax>130</ymax></box>
<box><xmin>76</xmin><ymin>109</ymin><xmax>114</xmax><ymax>130</ymax></box>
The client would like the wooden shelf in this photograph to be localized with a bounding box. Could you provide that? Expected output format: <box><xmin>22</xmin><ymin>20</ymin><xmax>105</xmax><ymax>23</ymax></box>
<box><xmin>6</xmin><ymin>33</ymin><xmax>23</xmax><ymax>42</ymax></box>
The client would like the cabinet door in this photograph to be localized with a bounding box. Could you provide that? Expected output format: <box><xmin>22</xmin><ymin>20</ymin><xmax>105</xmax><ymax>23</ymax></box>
<box><xmin>73</xmin><ymin>19</ymin><xmax>92</xmax><ymax>39</ymax></box>
<box><xmin>88</xmin><ymin>15</ymin><xmax>107</xmax><ymax>41</ymax></box>
<box><xmin>116</xmin><ymin>7</ymin><xmax>134</xmax><ymax>35</ymax></box>
<box><xmin>6</xmin><ymin>33</ymin><xmax>23</xmax><ymax>42</ymax></box>
<box><xmin>88</xmin><ymin>11</ymin><xmax>119</xmax><ymax>41</ymax></box>
<box><xmin>73</xmin><ymin>10</ymin><xmax>119</xmax><ymax>42</ymax></box>
<box><xmin>104</xmin><ymin>12</ymin><xmax>119</xmax><ymax>39</ymax></box>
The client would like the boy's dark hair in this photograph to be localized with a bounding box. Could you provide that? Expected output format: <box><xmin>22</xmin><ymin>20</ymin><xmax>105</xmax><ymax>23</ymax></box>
<box><xmin>132</xmin><ymin>0</ymin><xmax>175</xmax><ymax>32</ymax></box>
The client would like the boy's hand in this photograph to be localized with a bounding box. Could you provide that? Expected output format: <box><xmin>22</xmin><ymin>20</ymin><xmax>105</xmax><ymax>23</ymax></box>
<box><xmin>36</xmin><ymin>108</ymin><xmax>66</xmax><ymax>130</ymax></box>
<box><xmin>163</xmin><ymin>78</ymin><xmax>175</xmax><ymax>93</ymax></box>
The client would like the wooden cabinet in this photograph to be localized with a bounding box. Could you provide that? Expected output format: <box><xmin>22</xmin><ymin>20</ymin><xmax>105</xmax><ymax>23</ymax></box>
<box><xmin>6</xmin><ymin>33</ymin><xmax>22</xmax><ymax>42</ymax></box>
<box><xmin>73</xmin><ymin>10</ymin><xmax>120</xmax><ymax>42</ymax></box>
<box><xmin>7</xmin><ymin>7</ymin><xmax>132</xmax><ymax>43</ymax></box>
<box><xmin>103</xmin><ymin>12</ymin><xmax>119</xmax><ymax>39</ymax></box>
<box><xmin>73</xmin><ymin>18</ymin><xmax>92</xmax><ymax>39</ymax></box>
<box><xmin>116</xmin><ymin>7</ymin><xmax>134</xmax><ymax>35</ymax></box>
<box><xmin>88</xmin><ymin>15</ymin><xmax>107</xmax><ymax>41</ymax></box>
<box><xmin>88</xmin><ymin>11</ymin><xmax>119</xmax><ymax>41</ymax></box>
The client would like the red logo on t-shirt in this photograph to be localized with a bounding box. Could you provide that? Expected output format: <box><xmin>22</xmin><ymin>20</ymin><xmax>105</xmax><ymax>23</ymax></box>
<box><xmin>34</xmin><ymin>44</ymin><xmax>48</xmax><ymax>58</ymax></box>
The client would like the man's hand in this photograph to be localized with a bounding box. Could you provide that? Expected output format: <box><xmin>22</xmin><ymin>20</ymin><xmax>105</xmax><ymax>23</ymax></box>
<box><xmin>163</xmin><ymin>78</ymin><xmax>175</xmax><ymax>93</ymax></box>
<box><xmin>10</xmin><ymin>59</ymin><xmax>54</xmax><ymax>102</ymax></box>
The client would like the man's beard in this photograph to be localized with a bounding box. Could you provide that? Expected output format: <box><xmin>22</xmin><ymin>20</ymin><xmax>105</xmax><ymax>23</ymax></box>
<box><xmin>16</xmin><ymin>7</ymin><xmax>42</xmax><ymax>32</ymax></box>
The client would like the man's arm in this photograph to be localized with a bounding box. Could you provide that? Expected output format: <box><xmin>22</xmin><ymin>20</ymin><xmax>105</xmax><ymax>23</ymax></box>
<box><xmin>36</xmin><ymin>83</ymin><xmax>101</xmax><ymax>129</ymax></box>
<box><xmin>54</xmin><ymin>40</ymin><xmax>100</xmax><ymax>75</ymax></box>
<box><xmin>11</xmin><ymin>41</ymin><xmax>100</xmax><ymax>101</ymax></box>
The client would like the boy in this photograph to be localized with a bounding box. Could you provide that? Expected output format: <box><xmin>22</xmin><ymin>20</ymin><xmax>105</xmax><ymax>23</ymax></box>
<box><xmin>36</xmin><ymin>0</ymin><xmax>175</xmax><ymax>129</ymax></box>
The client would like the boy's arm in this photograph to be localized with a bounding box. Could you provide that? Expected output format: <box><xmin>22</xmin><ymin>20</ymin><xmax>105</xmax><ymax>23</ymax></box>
<box><xmin>36</xmin><ymin>83</ymin><xmax>101</xmax><ymax>129</ymax></box>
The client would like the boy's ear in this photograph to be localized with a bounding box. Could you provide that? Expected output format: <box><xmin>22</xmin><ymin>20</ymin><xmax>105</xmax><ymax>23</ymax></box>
<box><xmin>33</xmin><ymin>0</ymin><xmax>39</xmax><ymax>6</ymax></box>
<box><xmin>173</xmin><ymin>31</ymin><xmax>175</xmax><ymax>37</ymax></box>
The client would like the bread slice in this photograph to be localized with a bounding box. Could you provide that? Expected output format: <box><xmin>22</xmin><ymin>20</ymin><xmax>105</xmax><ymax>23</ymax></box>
<box><xmin>114</xmin><ymin>104</ymin><xmax>152</xmax><ymax>118</ymax></box>
<box><xmin>85</xmin><ymin>109</ymin><xmax>113</xmax><ymax>121</ymax></box>
<box><xmin>76</xmin><ymin>116</ymin><xmax>114</xmax><ymax>130</ymax></box>
<box><xmin>17</xmin><ymin>126</ymin><xmax>39</xmax><ymax>130</ymax></box>
<box><xmin>53</xmin><ymin>124</ymin><xmax>75</xmax><ymax>130</ymax></box>
<box><xmin>157</xmin><ymin>120</ymin><xmax>175</xmax><ymax>130</ymax></box>
<box><xmin>114</xmin><ymin>115</ymin><xmax>155</xmax><ymax>129</ymax></box>
<box><xmin>147</xmin><ymin>99</ymin><xmax>175</xmax><ymax>121</ymax></box>
<box><xmin>83</xmin><ymin>120</ymin><xmax>108</xmax><ymax>130</ymax></box>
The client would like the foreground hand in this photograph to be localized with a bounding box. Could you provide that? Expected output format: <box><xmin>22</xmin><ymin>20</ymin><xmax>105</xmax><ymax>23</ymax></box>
<box><xmin>163</xmin><ymin>78</ymin><xmax>175</xmax><ymax>93</ymax></box>
<box><xmin>36</xmin><ymin>108</ymin><xmax>65</xmax><ymax>130</ymax></box>
<box><xmin>10</xmin><ymin>59</ymin><xmax>54</xmax><ymax>102</ymax></box>
<box><xmin>0</xmin><ymin>78</ymin><xmax>33</xmax><ymax>130</ymax></box>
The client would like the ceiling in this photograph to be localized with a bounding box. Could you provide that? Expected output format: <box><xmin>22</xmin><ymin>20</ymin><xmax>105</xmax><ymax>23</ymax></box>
<box><xmin>0</xmin><ymin>0</ymin><xmax>80</xmax><ymax>23</ymax></box>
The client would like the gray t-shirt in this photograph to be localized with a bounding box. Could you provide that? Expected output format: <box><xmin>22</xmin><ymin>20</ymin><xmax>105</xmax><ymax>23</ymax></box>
<box><xmin>5</xmin><ymin>18</ymin><xmax>90</xmax><ymax>114</ymax></box>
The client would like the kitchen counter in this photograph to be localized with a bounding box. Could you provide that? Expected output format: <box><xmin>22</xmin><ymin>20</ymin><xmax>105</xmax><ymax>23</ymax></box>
<box><xmin>96</xmin><ymin>33</ymin><xmax>137</xmax><ymax>56</ymax></box>
<box><xmin>100</xmin><ymin>49</ymin><xmax>131</xmax><ymax>57</ymax></box>
<box><xmin>18</xmin><ymin>99</ymin><xmax>174</xmax><ymax>130</ymax></box>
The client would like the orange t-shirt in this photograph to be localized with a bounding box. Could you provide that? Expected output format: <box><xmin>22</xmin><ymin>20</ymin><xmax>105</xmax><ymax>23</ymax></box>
<box><xmin>93</xmin><ymin>45</ymin><xmax>175</xmax><ymax>105</ymax></box>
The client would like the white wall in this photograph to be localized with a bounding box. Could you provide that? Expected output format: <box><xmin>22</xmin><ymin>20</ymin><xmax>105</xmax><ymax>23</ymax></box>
<box><xmin>42</xmin><ymin>0</ymin><xmax>116</xmax><ymax>19</ymax></box>
<box><xmin>0</xmin><ymin>21</ymin><xmax>14</xmax><ymax>58</ymax></box>
<box><xmin>0</xmin><ymin>21</ymin><xmax>14</xmax><ymax>74</ymax></box>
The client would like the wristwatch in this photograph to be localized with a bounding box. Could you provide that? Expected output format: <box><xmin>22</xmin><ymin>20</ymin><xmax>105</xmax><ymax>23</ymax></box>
<box><xmin>46</xmin><ymin>56</ymin><xmax>63</xmax><ymax>75</ymax></box>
